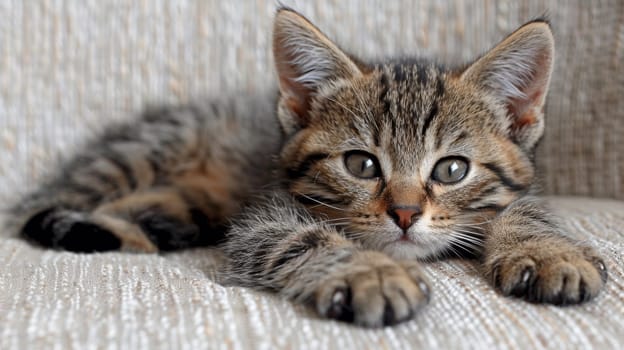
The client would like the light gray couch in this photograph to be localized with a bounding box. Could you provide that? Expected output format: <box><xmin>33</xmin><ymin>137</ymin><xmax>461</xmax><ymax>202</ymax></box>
<box><xmin>1</xmin><ymin>1</ymin><xmax>622</xmax><ymax>349</ymax></box>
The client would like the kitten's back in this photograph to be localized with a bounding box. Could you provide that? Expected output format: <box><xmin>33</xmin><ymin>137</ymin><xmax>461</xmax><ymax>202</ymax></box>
<box><xmin>11</xmin><ymin>94</ymin><xmax>282</xmax><ymax>251</ymax></box>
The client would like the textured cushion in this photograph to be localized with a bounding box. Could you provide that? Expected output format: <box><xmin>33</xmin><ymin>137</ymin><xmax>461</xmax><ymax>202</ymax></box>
<box><xmin>0</xmin><ymin>0</ymin><xmax>622</xmax><ymax>205</ymax></box>
<box><xmin>1</xmin><ymin>196</ymin><xmax>623</xmax><ymax>349</ymax></box>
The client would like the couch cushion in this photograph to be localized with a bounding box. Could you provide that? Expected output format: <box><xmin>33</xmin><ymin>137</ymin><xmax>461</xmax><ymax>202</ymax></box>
<box><xmin>0</xmin><ymin>196</ymin><xmax>622</xmax><ymax>349</ymax></box>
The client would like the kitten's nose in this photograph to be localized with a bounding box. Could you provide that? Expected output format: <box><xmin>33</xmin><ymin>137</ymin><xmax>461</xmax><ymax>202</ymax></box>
<box><xmin>388</xmin><ymin>205</ymin><xmax>422</xmax><ymax>231</ymax></box>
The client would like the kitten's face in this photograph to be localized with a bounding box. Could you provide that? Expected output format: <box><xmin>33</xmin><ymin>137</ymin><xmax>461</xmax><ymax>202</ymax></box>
<box><xmin>281</xmin><ymin>66</ymin><xmax>534</xmax><ymax>259</ymax></box>
<box><xmin>273</xmin><ymin>9</ymin><xmax>553</xmax><ymax>260</ymax></box>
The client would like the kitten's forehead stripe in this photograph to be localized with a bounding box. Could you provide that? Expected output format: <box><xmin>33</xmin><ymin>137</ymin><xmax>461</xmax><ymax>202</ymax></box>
<box><xmin>421</xmin><ymin>102</ymin><xmax>438</xmax><ymax>139</ymax></box>
<box><xmin>448</xmin><ymin>131</ymin><xmax>469</xmax><ymax>148</ymax></box>
<box><xmin>378</xmin><ymin>73</ymin><xmax>391</xmax><ymax>119</ymax></box>
<box><xmin>416</xmin><ymin>65</ymin><xmax>430</xmax><ymax>86</ymax></box>
<box><xmin>372</xmin><ymin>63</ymin><xmax>447</xmax><ymax>174</ymax></box>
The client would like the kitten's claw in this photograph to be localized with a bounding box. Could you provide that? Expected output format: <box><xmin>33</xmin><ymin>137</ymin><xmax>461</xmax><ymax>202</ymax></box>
<box><xmin>417</xmin><ymin>279</ymin><xmax>431</xmax><ymax>303</ymax></box>
<box><xmin>488</xmin><ymin>240</ymin><xmax>607</xmax><ymax>305</ymax></box>
<box><xmin>315</xmin><ymin>252</ymin><xmax>430</xmax><ymax>327</ymax></box>
<box><xmin>590</xmin><ymin>258</ymin><xmax>608</xmax><ymax>283</ymax></box>
<box><xmin>326</xmin><ymin>287</ymin><xmax>354</xmax><ymax>322</ymax></box>
<box><xmin>509</xmin><ymin>266</ymin><xmax>535</xmax><ymax>298</ymax></box>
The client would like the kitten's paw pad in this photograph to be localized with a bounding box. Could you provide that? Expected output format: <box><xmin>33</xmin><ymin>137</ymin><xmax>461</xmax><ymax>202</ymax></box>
<box><xmin>59</xmin><ymin>221</ymin><xmax>122</xmax><ymax>252</ymax></box>
<box><xmin>491</xmin><ymin>243</ymin><xmax>607</xmax><ymax>305</ymax></box>
<box><xmin>315</xmin><ymin>252</ymin><xmax>430</xmax><ymax>327</ymax></box>
<box><xmin>22</xmin><ymin>209</ymin><xmax>122</xmax><ymax>252</ymax></box>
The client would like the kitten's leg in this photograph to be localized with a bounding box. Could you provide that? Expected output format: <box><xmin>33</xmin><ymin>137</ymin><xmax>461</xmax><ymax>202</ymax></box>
<box><xmin>15</xmin><ymin>103</ymin><xmax>265</xmax><ymax>252</ymax></box>
<box><xmin>20</xmin><ymin>188</ymin><xmax>227</xmax><ymax>252</ymax></box>
<box><xmin>482</xmin><ymin>196</ymin><xmax>608</xmax><ymax>304</ymax></box>
<box><xmin>223</xmin><ymin>194</ymin><xmax>430</xmax><ymax>327</ymax></box>
<box><xmin>21</xmin><ymin>208</ymin><xmax>127</xmax><ymax>252</ymax></box>
<box><xmin>94</xmin><ymin>188</ymin><xmax>227</xmax><ymax>251</ymax></box>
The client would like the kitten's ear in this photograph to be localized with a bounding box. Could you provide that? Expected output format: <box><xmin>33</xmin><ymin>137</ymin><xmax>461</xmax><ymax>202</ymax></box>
<box><xmin>273</xmin><ymin>8</ymin><xmax>363</xmax><ymax>134</ymax></box>
<box><xmin>461</xmin><ymin>20</ymin><xmax>554</xmax><ymax>150</ymax></box>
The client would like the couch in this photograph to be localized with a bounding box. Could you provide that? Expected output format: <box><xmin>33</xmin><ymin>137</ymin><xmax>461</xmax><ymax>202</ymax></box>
<box><xmin>1</xmin><ymin>1</ymin><xmax>622</xmax><ymax>349</ymax></box>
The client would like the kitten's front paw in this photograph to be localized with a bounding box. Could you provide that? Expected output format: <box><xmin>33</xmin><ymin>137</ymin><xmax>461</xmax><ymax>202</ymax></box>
<box><xmin>487</xmin><ymin>241</ymin><xmax>608</xmax><ymax>305</ymax></box>
<box><xmin>314</xmin><ymin>252</ymin><xmax>430</xmax><ymax>327</ymax></box>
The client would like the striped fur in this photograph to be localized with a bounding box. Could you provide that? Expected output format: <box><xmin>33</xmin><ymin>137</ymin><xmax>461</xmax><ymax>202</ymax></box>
<box><xmin>12</xmin><ymin>9</ymin><xmax>606</xmax><ymax>327</ymax></box>
<box><xmin>12</xmin><ymin>97</ymin><xmax>282</xmax><ymax>252</ymax></box>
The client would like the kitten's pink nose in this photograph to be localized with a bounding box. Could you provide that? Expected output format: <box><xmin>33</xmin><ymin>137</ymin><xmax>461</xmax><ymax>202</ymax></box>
<box><xmin>388</xmin><ymin>205</ymin><xmax>422</xmax><ymax>231</ymax></box>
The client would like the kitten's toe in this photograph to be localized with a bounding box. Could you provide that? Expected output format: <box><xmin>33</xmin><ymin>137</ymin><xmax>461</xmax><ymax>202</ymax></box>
<box><xmin>536</xmin><ymin>261</ymin><xmax>583</xmax><ymax>304</ymax></box>
<box><xmin>488</xmin><ymin>241</ymin><xmax>607</xmax><ymax>304</ymax></box>
<box><xmin>491</xmin><ymin>256</ymin><xmax>535</xmax><ymax>297</ymax></box>
<box><xmin>314</xmin><ymin>252</ymin><xmax>430</xmax><ymax>327</ymax></box>
<box><xmin>382</xmin><ymin>274</ymin><xmax>429</xmax><ymax>324</ymax></box>
<box><xmin>401</xmin><ymin>260</ymin><xmax>432</xmax><ymax>302</ymax></box>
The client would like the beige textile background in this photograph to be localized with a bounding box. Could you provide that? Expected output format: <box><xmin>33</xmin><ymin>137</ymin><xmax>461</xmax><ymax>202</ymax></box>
<box><xmin>0</xmin><ymin>0</ymin><xmax>622</xmax><ymax>207</ymax></box>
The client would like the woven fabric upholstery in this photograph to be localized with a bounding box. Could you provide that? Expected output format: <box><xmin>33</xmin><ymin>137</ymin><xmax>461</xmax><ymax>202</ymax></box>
<box><xmin>0</xmin><ymin>1</ymin><xmax>623</xmax><ymax>349</ymax></box>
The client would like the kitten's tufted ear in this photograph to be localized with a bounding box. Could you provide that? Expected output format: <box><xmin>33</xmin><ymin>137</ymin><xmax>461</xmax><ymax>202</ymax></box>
<box><xmin>273</xmin><ymin>8</ymin><xmax>363</xmax><ymax>134</ymax></box>
<box><xmin>461</xmin><ymin>20</ymin><xmax>554</xmax><ymax>151</ymax></box>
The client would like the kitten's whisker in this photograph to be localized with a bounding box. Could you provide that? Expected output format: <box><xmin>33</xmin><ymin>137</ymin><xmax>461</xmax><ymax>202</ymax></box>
<box><xmin>464</xmin><ymin>217</ymin><xmax>495</xmax><ymax>225</ymax></box>
<box><xmin>452</xmin><ymin>239</ymin><xmax>481</xmax><ymax>250</ymax></box>
<box><xmin>456</xmin><ymin>221</ymin><xmax>492</xmax><ymax>228</ymax></box>
<box><xmin>450</xmin><ymin>230</ymin><xmax>484</xmax><ymax>246</ymax></box>
<box><xmin>451</xmin><ymin>240</ymin><xmax>481</xmax><ymax>251</ymax></box>
<box><xmin>454</xmin><ymin>226</ymin><xmax>486</xmax><ymax>232</ymax></box>
<box><xmin>451</xmin><ymin>230</ymin><xmax>484</xmax><ymax>241</ymax></box>
<box><xmin>450</xmin><ymin>244</ymin><xmax>475</xmax><ymax>256</ymax></box>
<box><xmin>324</xmin><ymin>221</ymin><xmax>352</xmax><ymax>227</ymax></box>
<box><xmin>444</xmin><ymin>242</ymin><xmax>464</xmax><ymax>258</ymax></box>
<box><xmin>449</xmin><ymin>234</ymin><xmax>481</xmax><ymax>249</ymax></box>
<box><xmin>452</xmin><ymin>227</ymin><xmax>485</xmax><ymax>237</ymax></box>
<box><xmin>453</xmin><ymin>224</ymin><xmax>485</xmax><ymax>230</ymax></box>
<box><xmin>295</xmin><ymin>192</ymin><xmax>347</xmax><ymax>212</ymax></box>
<box><xmin>450</xmin><ymin>239</ymin><xmax>482</xmax><ymax>252</ymax></box>
<box><xmin>341</xmin><ymin>229</ymin><xmax>373</xmax><ymax>241</ymax></box>
<box><xmin>454</xmin><ymin>221</ymin><xmax>490</xmax><ymax>228</ymax></box>
<box><xmin>320</xmin><ymin>217</ymin><xmax>352</xmax><ymax>223</ymax></box>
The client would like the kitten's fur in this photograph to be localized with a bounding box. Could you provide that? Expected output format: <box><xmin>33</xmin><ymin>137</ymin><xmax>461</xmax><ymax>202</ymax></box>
<box><xmin>10</xmin><ymin>9</ymin><xmax>607</xmax><ymax>327</ymax></box>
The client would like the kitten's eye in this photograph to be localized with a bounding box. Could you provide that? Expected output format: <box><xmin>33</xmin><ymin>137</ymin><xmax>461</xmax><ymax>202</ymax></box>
<box><xmin>432</xmin><ymin>157</ymin><xmax>469</xmax><ymax>184</ymax></box>
<box><xmin>344</xmin><ymin>151</ymin><xmax>381</xmax><ymax>179</ymax></box>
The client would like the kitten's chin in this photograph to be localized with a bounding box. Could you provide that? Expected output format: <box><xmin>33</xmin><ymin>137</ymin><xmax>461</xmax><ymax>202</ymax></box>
<box><xmin>381</xmin><ymin>240</ymin><xmax>445</xmax><ymax>261</ymax></box>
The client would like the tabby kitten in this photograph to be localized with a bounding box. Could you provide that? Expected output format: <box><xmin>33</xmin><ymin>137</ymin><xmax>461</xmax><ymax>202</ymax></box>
<box><xmin>12</xmin><ymin>9</ymin><xmax>607</xmax><ymax>327</ymax></box>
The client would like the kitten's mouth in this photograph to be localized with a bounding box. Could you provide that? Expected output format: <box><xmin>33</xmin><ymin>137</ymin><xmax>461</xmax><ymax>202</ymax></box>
<box><xmin>381</xmin><ymin>228</ymin><xmax>453</xmax><ymax>260</ymax></box>
<box><xmin>398</xmin><ymin>234</ymin><xmax>415</xmax><ymax>243</ymax></box>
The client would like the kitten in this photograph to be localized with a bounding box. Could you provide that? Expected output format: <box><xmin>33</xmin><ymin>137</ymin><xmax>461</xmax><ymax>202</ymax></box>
<box><xmin>10</xmin><ymin>8</ymin><xmax>607</xmax><ymax>327</ymax></box>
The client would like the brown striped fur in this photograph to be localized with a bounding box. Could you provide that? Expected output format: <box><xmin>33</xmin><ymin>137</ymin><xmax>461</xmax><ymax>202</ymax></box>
<box><xmin>11</xmin><ymin>8</ymin><xmax>606</xmax><ymax>327</ymax></box>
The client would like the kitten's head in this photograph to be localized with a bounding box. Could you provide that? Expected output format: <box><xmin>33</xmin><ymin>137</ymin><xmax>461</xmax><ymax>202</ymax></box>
<box><xmin>273</xmin><ymin>9</ymin><xmax>554</xmax><ymax>260</ymax></box>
